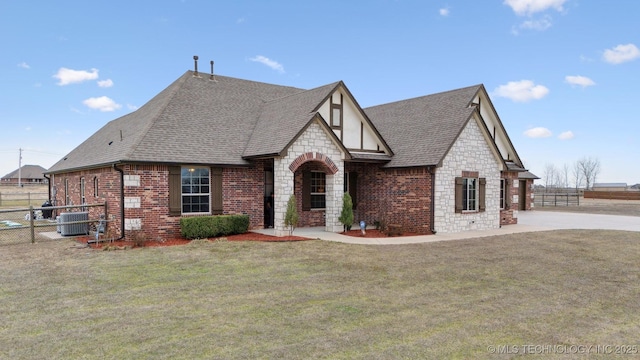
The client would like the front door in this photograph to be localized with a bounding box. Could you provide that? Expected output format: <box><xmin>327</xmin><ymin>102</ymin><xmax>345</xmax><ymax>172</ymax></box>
<box><xmin>519</xmin><ymin>180</ymin><xmax>527</xmax><ymax>210</ymax></box>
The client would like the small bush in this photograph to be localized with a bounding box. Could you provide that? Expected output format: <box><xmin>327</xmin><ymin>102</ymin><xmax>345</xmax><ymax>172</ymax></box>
<box><xmin>180</xmin><ymin>214</ymin><xmax>250</xmax><ymax>239</ymax></box>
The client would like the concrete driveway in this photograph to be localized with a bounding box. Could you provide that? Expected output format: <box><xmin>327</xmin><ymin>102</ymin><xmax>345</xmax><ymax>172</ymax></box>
<box><xmin>517</xmin><ymin>211</ymin><xmax>640</xmax><ymax>232</ymax></box>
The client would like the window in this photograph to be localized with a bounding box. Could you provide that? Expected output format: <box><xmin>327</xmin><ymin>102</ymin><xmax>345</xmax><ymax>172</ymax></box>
<box><xmin>181</xmin><ymin>167</ymin><xmax>210</xmax><ymax>214</ymax></box>
<box><xmin>330</xmin><ymin>94</ymin><xmax>343</xmax><ymax>128</ymax></box>
<box><xmin>310</xmin><ymin>171</ymin><xmax>326</xmax><ymax>209</ymax></box>
<box><xmin>500</xmin><ymin>179</ymin><xmax>511</xmax><ymax>210</ymax></box>
<box><xmin>462</xmin><ymin>178</ymin><xmax>477</xmax><ymax>211</ymax></box>
<box><xmin>93</xmin><ymin>177</ymin><xmax>99</xmax><ymax>197</ymax></box>
<box><xmin>80</xmin><ymin>177</ymin><xmax>86</xmax><ymax>204</ymax></box>
<box><xmin>455</xmin><ymin>176</ymin><xmax>486</xmax><ymax>213</ymax></box>
<box><xmin>169</xmin><ymin>166</ymin><xmax>221</xmax><ymax>216</ymax></box>
<box><xmin>64</xmin><ymin>179</ymin><xmax>70</xmax><ymax>205</ymax></box>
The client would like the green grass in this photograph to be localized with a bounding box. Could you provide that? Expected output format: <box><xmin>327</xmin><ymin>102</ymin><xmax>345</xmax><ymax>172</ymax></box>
<box><xmin>1</xmin><ymin>230</ymin><xmax>639</xmax><ymax>359</ymax></box>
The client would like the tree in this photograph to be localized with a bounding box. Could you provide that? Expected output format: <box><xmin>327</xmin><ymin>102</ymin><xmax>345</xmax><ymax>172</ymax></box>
<box><xmin>572</xmin><ymin>161</ymin><xmax>584</xmax><ymax>189</ymax></box>
<box><xmin>284</xmin><ymin>194</ymin><xmax>299</xmax><ymax>236</ymax></box>
<box><xmin>543</xmin><ymin>163</ymin><xmax>558</xmax><ymax>189</ymax></box>
<box><xmin>338</xmin><ymin>192</ymin><xmax>354</xmax><ymax>231</ymax></box>
<box><xmin>577</xmin><ymin>157</ymin><xmax>601</xmax><ymax>190</ymax></box>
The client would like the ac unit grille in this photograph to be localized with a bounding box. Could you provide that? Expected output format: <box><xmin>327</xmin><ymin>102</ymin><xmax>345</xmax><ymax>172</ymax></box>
<box><xmin>59</xmin><ymin>212</ymin><xmax>89</xmax><ymax>236</ymax></box>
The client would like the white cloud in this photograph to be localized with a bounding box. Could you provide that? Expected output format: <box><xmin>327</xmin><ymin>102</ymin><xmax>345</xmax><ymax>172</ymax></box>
<box><xmin>565</xmin><ymin>75</ymin><xmax>595</xmax><ymax>87</ymax></box>
<box><xmin>493</xmin><ymin>80</ymin><xmax>549</xmax><ymax>102</ymax></box>
<box><xmin>18</xmin><ymin>62</ymin><xmax>30</xmax><ymax>69</ymax></box>
<box><xmin>524</xmin><ymin>127</ymin><xmax>553</xmax><ymax>138</ymax></box>
<box><xmin>519</xmin><ymin>16</ymin><xmax>552</xmax><ymax>31</ymax></box>
<box><xmin>237</xmin><ymin>17</ymin><xmax>246</xmax><ymax>24</ymax></box>
<box><xmin>53</xmin><ymin>67</ymin><xmax>99</xmax><ymax>86</ymax></box>
<box><xmin>439</xmin><ymin>8</ymin><xmax>449</xmax><ymax>16</ymax></box>
<box><xmin>82</xmin><ymin>96</ymin><xmax>122</xmax><ymax>112</ymax></box>
<box><xmin>127</xmin><ymin>104</ymin><xmax>139</xmax><ymax>111</ymax></box>
<box><xmin>249</xmin><ymin>55</ymin><xmax>285</xmax><ymax>73</ymax></box>
<box><xmin>558</xmin><ymin>131</ymin><xmax>574</xmax><ymax>140</ymax></box>
<box><xmin>504</xmin><ymin>0</ymin><xmax>567</xmax><ymax>16</ymax></box>
<box><xmin>25</xmin><ymin>126</ymin><xmax>32</xmax><ymax>131</ymax></box>
<box><xmin>97</xmin><ymin>79</ymin><xmax>114</xmax><ymax>88</ymax></box>
<box><xmin>603</xmin><ymin>43</ymin><xmax>640</xmax><ymax>64</ymax></box>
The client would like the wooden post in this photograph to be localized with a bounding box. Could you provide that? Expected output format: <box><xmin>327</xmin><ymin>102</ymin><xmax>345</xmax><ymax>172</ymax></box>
<box><xmin>29</xmin><ymin>205</ymin><xmax>35</xmax><ymax>243</ymax></box>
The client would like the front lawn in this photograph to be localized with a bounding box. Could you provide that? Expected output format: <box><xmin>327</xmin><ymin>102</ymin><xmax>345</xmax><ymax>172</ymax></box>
<box><xmin>1</xmin><ymin>230</ymin><xmax>639</xmax><ymax>359</ymax></box>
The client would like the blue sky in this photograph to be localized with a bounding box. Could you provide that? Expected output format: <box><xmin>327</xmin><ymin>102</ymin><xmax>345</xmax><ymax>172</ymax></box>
<box><xmin>1</xmin><ymin>0</ymin><xmax>638</xmax><ymax>185</ymax></box>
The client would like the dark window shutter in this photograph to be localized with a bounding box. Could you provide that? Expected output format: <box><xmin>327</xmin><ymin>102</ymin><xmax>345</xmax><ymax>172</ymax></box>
<box><xmin>455</xmin><ymin>177</ymin><xmax>463</xmax><ymax>213</ymax></box>
<box><xmin>169</xmin><ymin>166</ymin><xmax>181</xmax><ymax>216</ymax></box>
<box><xmin>349</xmin><ymin>172</ymin><xmax>358</xmax><ymax>210</ymax></box>
<box><xmin>479</xmin><ymin>178</ymin><xmax>486</xmax><ymax>212</ymax></box>
<box><xmin>504</xmin><ymin>179</ymin><xmax>510</xmax><ymax>209</ymax></box>
<box><xmin>302</xmin><ymin>171</ymin><xmax>311</xmax><ymax>211</ymax></box>
<box><xmin>211</xmin><ymin>168</ymin><xmax>223</xmax><ymax>215</ymax></box>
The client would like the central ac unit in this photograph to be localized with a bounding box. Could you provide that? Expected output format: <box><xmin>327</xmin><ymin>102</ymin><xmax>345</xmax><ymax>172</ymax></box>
<box><xmin>59</xmin><ymin>212</ymin><xmax>89</xmax><ymax>236</ymax></box>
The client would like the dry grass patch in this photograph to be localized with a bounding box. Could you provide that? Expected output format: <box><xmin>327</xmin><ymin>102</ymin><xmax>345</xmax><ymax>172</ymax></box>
<box><xmin>1</xmin><ymin>230</ymin><xmax>639</xmax><ymax>359</ymax></box>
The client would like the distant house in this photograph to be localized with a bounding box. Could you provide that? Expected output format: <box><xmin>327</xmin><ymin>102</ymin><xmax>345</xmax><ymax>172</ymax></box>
<box><xmin>593</xmin><ymin>183</ymin><xmax>628</xmax><ymax>192</ymax></box>
<box><xmin>1</xmin><ymin>165</ymin><xmax>48</xmax><ymax>185</ymax></box>
<box><xmin>630</xmin><ymin>184</ymin><xmax>640</xmax><ymax>191</ymax></box>
<box><xmin>45</xmin><ymin>60</ymin><xmax>537</xmax><ymax>240</ymax></box>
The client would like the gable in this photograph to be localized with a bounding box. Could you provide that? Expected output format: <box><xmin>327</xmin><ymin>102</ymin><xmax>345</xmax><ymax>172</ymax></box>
<box><xmin>315</xmin><ymin>84</ymin><xmax>392</xmax><ymax>156</ymax></box>
<box><xmin>471</xmin><ymin>87</ymin><xmax>524</xmax><ymax>167</ymax></box>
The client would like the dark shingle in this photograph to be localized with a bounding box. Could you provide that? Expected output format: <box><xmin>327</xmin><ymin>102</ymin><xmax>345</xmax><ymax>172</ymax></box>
<box><xmin>365</xmin><ymin>85</ymin><xmax>481</xmax><ymax>168</ymax></box>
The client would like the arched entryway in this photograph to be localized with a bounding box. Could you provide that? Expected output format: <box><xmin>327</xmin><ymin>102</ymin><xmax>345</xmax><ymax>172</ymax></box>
<box><xmin>273</xmin><ymin>151</ymin><xmax>344</xmax><ymax>236</ymax></box>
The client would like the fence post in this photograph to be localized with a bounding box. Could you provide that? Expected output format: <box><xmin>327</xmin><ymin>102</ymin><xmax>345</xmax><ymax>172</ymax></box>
<box><xmin>30</xmin><ymin>205</ymin><xmax>35</xmax><ymax>244</ymax></box>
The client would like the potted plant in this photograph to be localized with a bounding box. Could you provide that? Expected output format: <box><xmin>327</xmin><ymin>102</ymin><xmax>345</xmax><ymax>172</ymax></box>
<box><xmin>339</xmin><ymin>192</ymin><xmax>354</xmax><ymax>231</ymax></box>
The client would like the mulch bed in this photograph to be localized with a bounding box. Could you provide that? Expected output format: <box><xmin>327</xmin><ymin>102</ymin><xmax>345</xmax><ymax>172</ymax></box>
<box><xmin>74</xmin><ymin>228</ymin><xmax>428</xmax><ymax>249</ymax></box>
<box><xmin>74</xmin><ymin>231</ymin><xmax>310</xmax><ymax>249</ymax></box>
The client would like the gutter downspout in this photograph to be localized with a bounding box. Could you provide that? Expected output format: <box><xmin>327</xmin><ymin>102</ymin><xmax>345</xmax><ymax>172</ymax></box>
<box><xmin>113</xmin><ymin>164</ymin><xmax>125</xmax><ymax>240</ymax></box>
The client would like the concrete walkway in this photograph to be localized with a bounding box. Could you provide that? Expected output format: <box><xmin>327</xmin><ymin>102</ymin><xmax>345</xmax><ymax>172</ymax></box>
<box><xmin>253</xmin><ymin>211</ymin><xmax>640</xmax><ymax>245</ymax></box>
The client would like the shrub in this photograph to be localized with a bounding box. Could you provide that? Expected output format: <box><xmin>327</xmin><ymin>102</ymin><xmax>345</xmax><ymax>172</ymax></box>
<box><xmin>339</xmin><ymin>192</ymin><xmax>354</xmax><ymax>230</ymax></box>
<box><xmin>180</xmin><ymin>214</ymin><xmax>250</xmax><ymax>239</ymax></box>
<box><xmin>284</xmin><ymin>195</ymin><xmax>299</xmax><ymax>235</ymax></box>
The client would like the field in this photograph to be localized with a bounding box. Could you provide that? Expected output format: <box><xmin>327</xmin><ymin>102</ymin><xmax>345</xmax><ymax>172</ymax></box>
<box><xmin>536</xmin><ymin>197</ymin><xmax>640</xmax><ymax>217</ymax></box>
<box><xmin>0</xmin><ymin>184</ymin><xmax>48</xmax><ymax>207</ymax></box>
<box><xmin>1</xmin><ymin>230</ymin><xmax>639</xmax><ymax>359</ymax></box>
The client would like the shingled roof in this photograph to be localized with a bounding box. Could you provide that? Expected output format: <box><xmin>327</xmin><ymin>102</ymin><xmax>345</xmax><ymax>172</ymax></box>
<box><xmin>364</xmin><ymin>85</ymin><xmax>482</xmax><ymax>168</ymax></box>
<box><xmin>47</xmin><ymin>71</ymin><xmax>508</xmax><ymax>173</ymax></box>
<box><xmin>48</xmin><ymin>71</ymin><xmax>305</xmax><ymax>172</ymax></box>
<box><xmin>2</xmin><ymin>165</ymin><xmax>47</xmax><ymax>180</ymax></box>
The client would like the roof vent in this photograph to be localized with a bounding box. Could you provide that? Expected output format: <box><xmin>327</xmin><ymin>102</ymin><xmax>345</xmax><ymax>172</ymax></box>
<box><xmin>209</xmin><ymin>60</ymin><xmax>215</xmax><ymax>81</ymax></box>
<box><xmin>193</xmin><ymin>55</ymin><xmax>199</xmax><ymax>76</ymax></box>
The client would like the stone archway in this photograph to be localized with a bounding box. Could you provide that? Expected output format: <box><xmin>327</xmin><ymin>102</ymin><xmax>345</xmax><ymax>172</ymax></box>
<box><xmin>272</xmin><ymin>122</ymin><xmax>345</xmax><ymax>237</ymax></box>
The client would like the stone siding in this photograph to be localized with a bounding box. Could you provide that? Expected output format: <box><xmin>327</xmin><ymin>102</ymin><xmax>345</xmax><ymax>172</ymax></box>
<box><xmin>434</xmin><ymin>118</ymin><xmax>501</xmax><ymax>233</ymax></box>
<box><xmin>273</xmin><ymin>121</ymin><xmax>345</xmax><ymax>236</ymax></box>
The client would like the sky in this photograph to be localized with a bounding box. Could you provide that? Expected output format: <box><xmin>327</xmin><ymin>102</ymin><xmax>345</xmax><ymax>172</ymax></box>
<box><xmin>1</xmin><ymin>0</ymin><xmax>639</xmax><ymax>185</ymax></box>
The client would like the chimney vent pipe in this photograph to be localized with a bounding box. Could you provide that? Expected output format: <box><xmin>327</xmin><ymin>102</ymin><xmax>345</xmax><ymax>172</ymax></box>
<box><xmin>210</xmin><ymin>60</ymin><xmax>214</xmax><ymax>80</ymax></box>
<box><xmin>193</xmin><ymin>55</ymin><xmax>199</xmax><ymax>76</ymax></box>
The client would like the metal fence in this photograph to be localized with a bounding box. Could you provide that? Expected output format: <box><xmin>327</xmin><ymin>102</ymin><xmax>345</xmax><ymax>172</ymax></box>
<box><xmin>0</xmin><ymin>191</ymin><xmax>48</xmax><ymax>207</ymax></box>
<box><xmin>534</xmin><ymin>192</ymin><xmax>580</xmax><ymax>207</ymax></box>
<box><xmin>0</xmin><ymin>203</ymin><xmax>106</xmax><ymax>246</ymax></box>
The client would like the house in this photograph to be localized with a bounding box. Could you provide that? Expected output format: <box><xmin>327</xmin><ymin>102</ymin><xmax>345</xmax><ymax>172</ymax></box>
<box><xmin>46</xmin><ymin>59</ymin><xmax>536</xmax><ymax>239</ymax></box>
<box><xmin>1</xmin><ymin>165</ymin><xmax>48</xmax><ymax>185</ymax></box>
